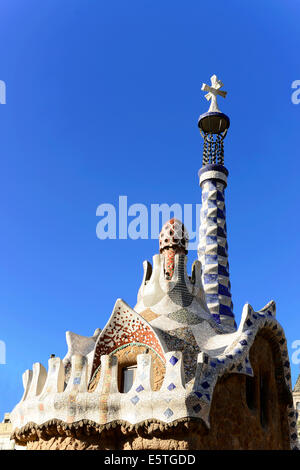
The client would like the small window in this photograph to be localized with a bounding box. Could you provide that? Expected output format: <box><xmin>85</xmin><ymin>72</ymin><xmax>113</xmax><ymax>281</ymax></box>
<box><xmin>296</xmin><ymin>402</ymin><xmax>300</xmax><ymax>410</ymax></box>
<box><xmin>121</xmin><ymin>365</ymin><xmax>137</xmax><ymax>393</ymax></box>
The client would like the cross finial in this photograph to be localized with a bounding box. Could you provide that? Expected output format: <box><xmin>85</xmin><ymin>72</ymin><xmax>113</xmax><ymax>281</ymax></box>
<box><xmin>201</xmin><ymin>74</ymin><xmax>227</xmax><ymax>113</ymax></box>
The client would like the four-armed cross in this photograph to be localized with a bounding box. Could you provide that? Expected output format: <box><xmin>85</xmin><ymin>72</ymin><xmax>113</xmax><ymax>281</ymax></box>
<box><xmin>201</xmin><ymin>75</ymin><xmax>227</xmax><ymax>113</ymax></box>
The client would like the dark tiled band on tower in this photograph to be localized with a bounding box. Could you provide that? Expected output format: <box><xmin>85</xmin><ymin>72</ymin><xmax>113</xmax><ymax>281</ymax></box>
<box><xmin>197</xmin><ymin>164</ymin><xmax>236</xmax><ymax>331</ymax></box>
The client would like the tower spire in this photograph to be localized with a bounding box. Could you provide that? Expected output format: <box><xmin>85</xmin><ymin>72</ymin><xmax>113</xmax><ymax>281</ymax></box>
<box><xmin>197</xmin><ymin>75</ymin><xmax>236</xmax><ymax>332</ymax></box>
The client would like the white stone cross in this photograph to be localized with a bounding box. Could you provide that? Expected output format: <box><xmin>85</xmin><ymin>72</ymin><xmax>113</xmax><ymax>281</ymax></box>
<box><xmin>201</xmin><ymin>74</ymin><xmax>227</xmax><ymax>113</ymax></box>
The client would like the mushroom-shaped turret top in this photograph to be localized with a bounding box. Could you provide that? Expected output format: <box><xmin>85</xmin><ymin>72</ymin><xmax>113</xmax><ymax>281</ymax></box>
<box><xmin>159</xmin><ymin>219</ymin><xmax>189</xmax><ymax>280</ymax></box>
<box><xmin>159</xmin><ymin>218</ymin><xmax>189</xmax><ymax>254</ymax></box>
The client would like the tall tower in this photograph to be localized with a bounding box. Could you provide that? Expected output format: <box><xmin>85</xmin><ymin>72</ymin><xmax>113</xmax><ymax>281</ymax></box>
<box><xmin>197</xmin><ymin>75</ymin><xmax>236</xmax><ymax>332</ymax></box>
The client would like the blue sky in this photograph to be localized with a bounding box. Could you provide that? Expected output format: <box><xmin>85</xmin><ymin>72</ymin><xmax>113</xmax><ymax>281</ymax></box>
<box><xmin>0</xmin><ymin>0</ymin><xmax>300</xmax><ymax>420</ymax></box>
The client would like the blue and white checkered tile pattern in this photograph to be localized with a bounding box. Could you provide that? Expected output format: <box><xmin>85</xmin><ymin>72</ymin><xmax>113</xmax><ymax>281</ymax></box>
<box><xmin>198</xmin><ymin>178</ymin><xmax>236</xmax><ymax>331</ymax></box>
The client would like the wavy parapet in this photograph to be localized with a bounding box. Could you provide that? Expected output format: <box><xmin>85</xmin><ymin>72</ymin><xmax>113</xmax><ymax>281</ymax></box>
<box><xmin>10</xmin><ymin>300</ymin><xmax>299</xmax><ymax>449</ymax></box>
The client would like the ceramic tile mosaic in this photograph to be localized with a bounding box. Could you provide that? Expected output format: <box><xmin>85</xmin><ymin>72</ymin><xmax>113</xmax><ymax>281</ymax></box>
<box><xmin>135</xmin><ymin>252</ymin><xmax>222</xmax><ymax>334</ymax></box>
<box><xmin>10</xmin><ymin>298</ymin><xmax>299</xmax><ymax>449</ymax></box>
<box><xmin>90</xmin><ymin>299</ymin><xmax>165</xmax><ymax>381</ymax></box>
<box><xmin>197</xmin><ymin>165</ymin><xmax>236</xmax><ymax>332</ymax></box>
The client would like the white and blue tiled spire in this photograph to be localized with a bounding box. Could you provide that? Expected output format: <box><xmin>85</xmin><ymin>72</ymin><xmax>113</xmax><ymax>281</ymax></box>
<box><xmin>197</xmin><ymin>75</ymin><xmax>236</xmax><ymax>332</ymax></box>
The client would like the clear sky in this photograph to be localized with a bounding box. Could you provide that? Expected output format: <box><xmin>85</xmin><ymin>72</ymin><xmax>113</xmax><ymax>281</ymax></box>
<box><xmin>0</xmin><ymin>0</ymin><xmax>300</xmax><ymax>421</ymax></box>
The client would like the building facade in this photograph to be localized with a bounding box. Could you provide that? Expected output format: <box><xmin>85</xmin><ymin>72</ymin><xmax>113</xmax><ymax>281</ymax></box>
<box><xmin>9</xmin><ymin>78</ymin><xmax>299</xmax><ymax>450</ymax></box>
